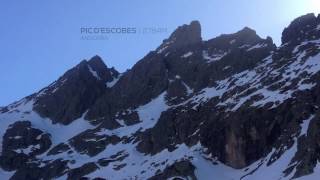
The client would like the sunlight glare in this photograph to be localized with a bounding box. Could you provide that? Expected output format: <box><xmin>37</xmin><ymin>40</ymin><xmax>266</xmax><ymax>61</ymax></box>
<box><xmin>310</xmin><ymin>0</ymin><xmax>320</xmax><ymax>14</ymax></box>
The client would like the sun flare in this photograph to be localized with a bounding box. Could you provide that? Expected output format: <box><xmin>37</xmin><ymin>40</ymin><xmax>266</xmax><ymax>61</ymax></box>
<box><xmin>310</xmin><ymin>0</ymin><xmax>320</xmax><ymax>14</ymax></box>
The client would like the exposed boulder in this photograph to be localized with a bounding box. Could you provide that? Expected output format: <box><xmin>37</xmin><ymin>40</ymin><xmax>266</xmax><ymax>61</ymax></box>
<box><xmin>0</xmin><ymin>121</ymin><xmax>51</xmax><ymax>171</ymax></box>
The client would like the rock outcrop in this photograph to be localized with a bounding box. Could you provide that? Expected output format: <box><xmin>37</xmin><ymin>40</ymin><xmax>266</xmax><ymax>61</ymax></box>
<box><xmin>33</xmin><ymin>56</ymin><xmax>119</xmax><ymax>124</ymax></box>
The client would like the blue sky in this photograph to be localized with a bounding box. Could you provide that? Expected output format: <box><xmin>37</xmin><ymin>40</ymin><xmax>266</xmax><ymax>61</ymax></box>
<box><xmin>0</xmin><ymin>0</ymin><xmax>319</xmax><ymax>106</ymax></box>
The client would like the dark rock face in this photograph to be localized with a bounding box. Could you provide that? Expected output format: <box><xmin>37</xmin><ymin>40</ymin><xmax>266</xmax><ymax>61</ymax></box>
<box><xmin>149</xmin><ymin>160</ymin><xmax>196</xmax><ymax>180</ymax></box>
<box><xmin>136</xmin><ymin>51</ymin><xmax>320</xmax><ymax>172</ymax></box>
<box><xmin>156</xmin><ymin>21</ymin><xmax>202</xmax><ymax>53</ymax></box>
<box><xmin>33</xmin><ymin>56</ymin><xmax>119</xmax><ymax>125</ymax></box>
<box><xmin>47</xmin><ymin>143</ymin><xmax>71</xmax><ymax>156</ymax></box>
<box><xmin>69</xmin><ymin>128</ymin><xmax>121</xmax><ymax>156</ymax></box>
<box><xmin>0</xmin><ymin>106</ymin><xmax>9</xmax><ymax>113</ymax></box>
<box><xmin>207</xmin><ymin>27</ymin><xmax>267</xmax><ymax>48</ymax></box>
<box><xmin>86</xmin><ymin>53</ymin><xmax>170</xmax><ymax>125</ymax></box>
<box><xmin>0</xmin><ymin>121</ymin><xmax>52</xmax><ymax>171</ymax></box>
<box><xmin>97</xmin><ymin>150</ymin><xmax>128</xmax><ymax>167</ymax></box>
<box><xmin>86</xmin><ymin>22</ymin><xmax>275</xmax><ymax>125</ymax></box>
<box><xmin>136</xmin><ymin>85</ymin><xmax>318</xmax><ymax>170</ymax></box>
<box><xmin>87</xmin><ymin>55</ymin><xmax>119</xmax><ymax>82</ymax></box>
<box><xmin>166</xmin><ymin>79</ymin><xmax>191</xmax><ymax>104</ymax></box>
<box><xmin>135</xmin><ymin>14</ymin><xmax>320</xmax><ymax>171</ymax></box>
<box><xmin>135</xmin><ymin>24</ymin><xmax>276</xmax><ymax>165</ymax></box>
<box><xmin>10</xmin><ymin>159</ymin><xmax>69</xmax><ymax>180</ymax></box>
<box><xmin>67</xmin><ymin>162</ymin><xmax>99</xmax><ymax>180</ymax></box>
<box><xmin>284</xmin><ymin>92</ymin><xmax>320</xmax><ymax>178</ymax></box>
<box><xmin>137</xmin><ymin>107</ymin><xmax>200</xmax><ymax>155</ymax></box>
<box><xmin>158</xmin><ymin>26</ymin><xmax>275</xmax><ymax>93</ymax></box>
<box><xmin>201</xmin><ymin>94</ymin><xmax>316</xmax><ymax>169</ymax></box>
<box><xmin>282</xmin><ymin>13</ymin><xmax>320</xmax><ymax>45</ymax></box>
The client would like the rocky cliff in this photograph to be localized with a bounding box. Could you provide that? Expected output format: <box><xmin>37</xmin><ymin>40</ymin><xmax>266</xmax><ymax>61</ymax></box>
<box><xmin>1</xmin><ymin>13</ymin><xmax>320</xmax><ymax>180</ymax></box>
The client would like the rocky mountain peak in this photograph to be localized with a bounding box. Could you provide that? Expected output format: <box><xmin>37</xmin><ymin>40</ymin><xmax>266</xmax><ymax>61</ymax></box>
<box><xmin>88</xmin><ymin>55</ymin><xmax>104</xmax><ymax>65</ymax></box>
<box><xmin>156</xmin><ymin>20</ymin><xmax>202</xmax><ymax>53</ymax></box>
<box><xmin>33</xmin><ymin>56</ymin><xmax>119</xmax><ymax>125</ymax></box>
<box><xmin>86</xmin><ymin>55</ymin><xmax>120</xmax><ymax>83</ymax></box>
<box><xmin>205</xmin><ymin>26</ymin><xmax>272</xmax><ymax>49</ymax></box>
<box><xmin>236</xmin><ymin>26</ymin><xmax>257</xmax><ymax>35</ymax></box>
<box><xmin>2</xmin><ymin>13</ymin><xmax>320</xmax><ymax>180</ymax></box>
<box><xmin>169</xmin><ymin>20</ymin><xmax>202</xmax><ymax>44</ymax></box>
<box><xmin>282</xmin><ymin>13</ymin><xmax>320</xmax><ymax>44</ymax></box>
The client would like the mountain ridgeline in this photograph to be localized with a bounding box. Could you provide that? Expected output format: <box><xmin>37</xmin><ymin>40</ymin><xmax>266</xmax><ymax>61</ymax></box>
<box><xmin>1</xmin><ymin>13</ymin><xmax>320</xmax><ymax>180</ymax></box>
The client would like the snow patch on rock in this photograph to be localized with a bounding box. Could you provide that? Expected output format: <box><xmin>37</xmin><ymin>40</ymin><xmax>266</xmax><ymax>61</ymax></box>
<box><xmin>106</xmin><ymin>74</ymin><xmax>122</xmax><ymax>88</ymax></box>
<box><xmin>202</xmin><ymin>50</ymin><xmax>227</xmax><ymax>63</ymax></box>
<box><xmin>247</xmin><ymin>43</ymin><xmax>268</xmax><ymax>51</ymax></box>
<box><xmin>88</xmin><ymin>65</ymin><xmax>101</xmax><ymax>80</ymax></box>
<box><xmin>181</xmin><ymin>52</ymin><xmax>193</xmax><ymax>58</ymax></box>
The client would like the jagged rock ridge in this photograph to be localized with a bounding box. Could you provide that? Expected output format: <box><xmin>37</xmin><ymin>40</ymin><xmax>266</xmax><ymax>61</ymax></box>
<box><xmin>0</xmin><ymin>13</ymin><xmax>320</xmax><ymax>180</ymax></box>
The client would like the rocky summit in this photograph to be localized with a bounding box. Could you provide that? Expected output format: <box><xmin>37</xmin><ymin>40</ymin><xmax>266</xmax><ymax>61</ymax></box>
<box><xmin>1</xmin><ymin>13</ymin><xmax>320</xmax><ymax>180</ymax></box>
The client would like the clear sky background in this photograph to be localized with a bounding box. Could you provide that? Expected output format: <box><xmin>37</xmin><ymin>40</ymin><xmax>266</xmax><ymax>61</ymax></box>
<box><xmin>0</xmin><ymin>0</ymin><xmax>320</xmax><ymax>106</ymax></box>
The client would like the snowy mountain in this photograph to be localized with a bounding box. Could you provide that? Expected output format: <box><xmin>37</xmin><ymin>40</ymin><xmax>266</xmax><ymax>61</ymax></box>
<box><xmin>1</xmin><ymin>13</ymin><xmax>320</xmax><ymax>180</ymax></box>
